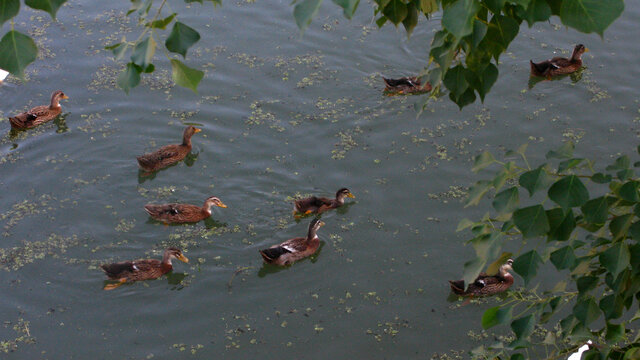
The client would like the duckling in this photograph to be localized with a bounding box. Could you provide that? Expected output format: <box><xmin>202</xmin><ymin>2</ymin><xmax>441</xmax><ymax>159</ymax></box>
<box><xmin>137</xmin><ymin>126</ymin><xmax>201</xmax><ymax>173</ymax></box>
<box><xmin>260</xmin><ymin>218</ymin><xmax>324</xmax><ymax>266</ymax></box>
<box><xmin>530</xmin><ymin>44</ymin><xmax>588</xmax><ymax>77</ymax></box>
<box><xmin>144</xmin><ymin>196</ymin><xmax>227</xmax><ymax>224</ymax></box>
<box><xmin>100</xmin><ymin>247</ymin><xmax>189</xmax><ymax>290</ymax></box>
<box><xmin>293</xmin><ymin>188</ymin><xmax>355</xmax><ymax>216</ymax></box>
<box><xmin>449</xmin><ymin>259</ymin><xmax>514</xmax><ymax>297</ymax></box>
<box><xmin>9</xmin><ymin>90</ymin><xmax>69</xmax><ymax>129</ymax></box>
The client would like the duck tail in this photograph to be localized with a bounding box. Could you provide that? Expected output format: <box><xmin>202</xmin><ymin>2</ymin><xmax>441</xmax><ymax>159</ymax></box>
<box><xmin>448</xmin><ymin>280</ymin><xmax>465</xmax><ymax>294</ymax></box>
<box><xmin>259</xmin><ymin>247</ymin><xmax>290</xmax><ymax>262</ymax></box>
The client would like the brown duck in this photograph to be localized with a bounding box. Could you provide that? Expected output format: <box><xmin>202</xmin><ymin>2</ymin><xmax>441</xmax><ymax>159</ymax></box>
<box><xmin>137</xmin><ymin>126</ymin><xmax>201</xmax><ymax>173</ymax></box>
<box><xmin>293</xmin><ymin>188</ymin><xmax>355</xmax><ymax>216</ymax></box>
<box><xmin>260</xmin><ymin>218</ymin><xmax>324</xmax><ymax>266</ymax></box>
<box><xmin>530</xmin><ymin>44</ymin><xmax>588</xmax><ymax>77</ymax></box>
<box><xmin>144</xmin><ymin>196</ymin><xmax>227</xmax><ymax>224</ymax></box>
<box><xmin>9</xmin><ymin>90</ymin><xmax>69</xmax><ymax>129</ymax></box>
<box><xmin>449</xmin><ymin>259</ymin><xmax>514</xmax><ymax>297</ymax></box>
<box><xmin>100</xmin><ymin>247</ymin><xmax>189</xmax><ymax>290</ymax></box>
<box><xmin>383</xmin><ymin>76</ymin><xmax>432</xmax><ymax>95</ymax></box>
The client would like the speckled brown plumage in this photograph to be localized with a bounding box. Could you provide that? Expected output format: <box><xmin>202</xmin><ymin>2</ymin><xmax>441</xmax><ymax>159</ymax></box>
<box><xmin>449</xmin><ymin>259</ymin><xmax>514</xmax><ymax>297</ymax></box>
<box><xmin>100</xmin><ymin>247</ymin><xmax>189</xmax><ymax>290</ymax></box>
<box><xmin>530</xmin><ymin>44</ymin><xmax>588</xmax><ymax>77</ymax></box>
<box><xmin>137</xmin><ymin>126</ymin><xmax>201</xmax><ymax>173</ymax></box>
<box><xmin>9</xmin><ymin>90</ymin><xmax>69</xmax><ymax>129</ymax></box>
<box><xmin>293</xmin><ymin>188</ymin><xmax>354</xmax><ymax>216</ymax></box>
<box><xmin>144</xmin><ymin>196</ymin><xmax>226</xmax><ymax>224</ymax></box>
<box><xmin>260</xmin><ymin>218</ymin><xmax>324</xmax><ymax>266</ymax></box>
<box><xmin>383</xmin><ymin>76</ymin><xmax>432</xmax><ymax>95</ymax></box>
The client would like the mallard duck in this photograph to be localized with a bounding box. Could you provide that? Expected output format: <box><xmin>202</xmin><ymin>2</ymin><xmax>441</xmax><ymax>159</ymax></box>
<box><xmin>383</xmin><ymin>76</ymin><xmax>432</xmax><ymax>95</ymax></box>
<box><xmin>260</xmin><ymin>218</ymin><xmax>325</xmax><ymax>266</ymax></box>
<box><xmin>100</xmin><ymin>247</ymin><xmax>189</xmax><ymax>290</ymax></box>
<box><xmin>9</xmin><ymin>90</ymin><xmax>69</xmax><ymax>129</ymax></box>
<box><xmin>449</xmin><ymin>259</ymin><xmax>514</xmax><ymax>297</ymax></box>
<box><xmin>144</xmin><ymin>196</ymin><xmax>227</xmax><ymax>224</ymax></box>
<box><xmin>137</xmin><ymin>126</ymin><xmax>201</xmax><ymax>173</ymax></box>
<box><xmin>530</xmin><ymin>44</ymin><xmax>588</xmax><ymax>78</ymax></box>
<box><xmin>293</xmin><ymin>188</ymin><xmax>355</xmax><ymax>216</ymax></box>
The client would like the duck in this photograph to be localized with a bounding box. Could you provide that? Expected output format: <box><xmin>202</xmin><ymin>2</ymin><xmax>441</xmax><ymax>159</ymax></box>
<box><xmin>100</xmin><ymin>247</ymin><xmax>189</xmax><ymax>290</ymax></box>
<box><xmin>137</xmin><ymin>126</ymin><xmax>201</xmax><ymax>173</ymax></box>
<box><xmin>530</xmin><ymin>44</ymin><xmax>588</xmax><ymax>78</ymax></box>
<box><xmin>449</xmin><ymin>259</ymin><xmax>514</xmax><ymax>297</ymax></box>
<box><xmin>9</xmin><ymin>90</ymin><xmax>69</xmax><ymax>129</ymax></box>
<box><xmin>260</xmin><ymin>218</ymin><xmax>325</xmax><ymax>266</ymax></box>
<box><xmin>293</xmin><ymin>188</ymin><xmax>355</xmax><ymax>216</ymax></box>
<box><xmin>383</xmin><ymin>76</ymin><xmax>432</xmax><ymax>95</ymax></box>
<box><xmin>144</xmin><ymin>196</ymin><xmax>227</xmax><ymax>224</ymax></box>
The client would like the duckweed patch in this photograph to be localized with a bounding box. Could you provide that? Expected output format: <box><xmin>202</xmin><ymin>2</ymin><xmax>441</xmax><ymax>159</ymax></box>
<box><xmin>1</xmin><ymin>195</ymin><xmax>54</xmax><ymax>234</ymax></box>
<box><xmin>332</xmin><ymin>126</ymin><xmax>363</xmax><ymax>160</ymax></box>
<box><xmin>0</xmin><ymin>234</ymin><xmax>81</xmax><ymax>271</ymax></box>
<box><xmin>1</xmin><ymin>318</ymin><xmax>35</xmax><ymax>354</ymax></box>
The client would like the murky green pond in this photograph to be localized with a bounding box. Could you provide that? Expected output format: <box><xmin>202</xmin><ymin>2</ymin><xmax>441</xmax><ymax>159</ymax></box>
<box><xmin>1</xmin><ymin>0</ymin><xmax>639</xmax><ymax>358</ymax></box>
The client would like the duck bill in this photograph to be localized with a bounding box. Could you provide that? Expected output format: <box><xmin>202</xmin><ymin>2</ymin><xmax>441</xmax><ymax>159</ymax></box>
<box><xmin>177</xmin><ymin>254</ymin><xmax>189</xmax><ymax>263</ymax></box>
<box><xmin>194</xmin><ymin>128</ymin><xmax>202</xmax><ymax>133</ymax></box>
<box><xmin>347</xmin><ymin>193</ymin><xmax>355</xmax><ymax>198</ymax></box>
<box><xmin>62</xmin><ymin>95</ymin><xmax>70</xmax><ymax>99</ymax></box>
<box><xmin>584</xmin><ymin>47</ymin><xmax>589</xmax><ymax>52</ymax></box>
<box><xmin>318</xmin><ymin>221</ymin><xmax>325</xmax><ymax>227</ymax></box>
<box><xmin>217</xmin><ymin>202</ymin><xmax>228</xmax><ymax>208</ymax></box>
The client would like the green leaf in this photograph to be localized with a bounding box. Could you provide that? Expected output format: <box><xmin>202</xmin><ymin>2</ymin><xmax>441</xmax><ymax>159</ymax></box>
<box><xmin>462</xmin><ymin>257</ymin><xmax>485</xmax><ymax>290</ymax></box>
<box><xmin>472</xmin><ymin>151</ymin><xmax>495</xmax><ymax>172</ymax></box>
<box><xmin>484</xmin><ymin>0</ymin><xmax>505</xmax><ymax>13</ymax></box>
<box><xmin>165</xmin><ymin>22</ymin><xmax>201</xmax><ymax>58</ymax></box>
<box><xmin>560</xmin><ymin>0</ymin><xmax>624</xmax><ymax>36</ymax></box>
<box><xmin>606</xmin><ymin>155</ymin><xmax>630</xmax><ymax>171</ymax></box>
<box><xmin>619</xmin><ymin>181</ymin><xmax>640</xmax><ymax>202</ymax></box>
<box><xmin>444</xmin><ymin>65</ymin><xmax>476</xmax><ymax>108</ymax></box>
<box><xmin>573</xmin><ymin>296</ymin><xmax>601</xmax><ymax>325</ymax></box>
<box><xmin>510</xmin><ymin>314</ymin><xmax>535</xmax><ymax>341</ymax></box>
<box><xmin>591</xmin><ymin>173</ymin><xmax>612</xmax><ymax>184</ymax></box>
<box><xmin>581</xmin><ymin>196</ymin><xmax>609</xmax><ymax>225</ymax></box>
<box><xmin>480</xmin><ymin>15</ymin><xmax>518</xmax><ymax>60</ymax></box>
<box><xmin>548</xmin><ymin>175</ymin><xmax>589</xmax><ymax>209</ymax></box>
<box><xmin>550</xmin><ymin>246</ymin><xmax>576</xmax><ymax>270</ymax></box>
<box><xmin>293</xmin><ymin>0</ymin><xmax>323</xmax><ymax>31</ymax></box>
<box><xmin>513</xmin><ymin>205</ymin><xmax>550</xmax><ymax>238</ymax></box>
<box><xmin>419</xmin><ymin>0</ymin><xmax>437</xmax><ymax>14</ymax></box>
<box><xmin>465</xmin><ymin>180</ymin><xmax>492</xmax><ymax>207</ymax></box>
<box><xmin>471</xmin><ymin>233</ymin><xmax>503</xmax><ymax>260</ymax></box>
<box><xmin>600</xmin><ymin>294</ymin><xmax>624</xmax><ymax>320</ymax></box>
<box><xmin>523</xmin><ymin>0</ymin><xmax>551</xmax><ymax>26</ymax></box>
<box><xmin>625</xmin><ymin>349</ymin><xmax>640</xmax><ymax>360</ymax></box>
<box><xmin>513</xmin><ymin>250</ymin><xmax>542</xmax><ymax>285</ymax></box>
<box><xmin>629</xmin><ymin>220</ymin><xmax>640</xmax><ymax>241</ymax></box>
<box><xmin>332</xmin><ymin>0</ymin><xmax>359</xmax><ymax>19</ymax></box>
<box><xmin>131</xmin><ymin>36</ymin><xmax>156</xmax><ymax>70</ymax></box>
<box><xmin>0</xmin><ymin>0</ymin><xmax>20</xmax><ymax>26</ymax></box>
<box><xmin>105</xmin><ymin>42</ymin><xmax>130</xmax><ymax>61</ymax></box>
<box><xmin>558</xmin><ymin>158</ymin><xmax>584</xmax><ymax>172</ymax></box>
<box><xmin>519</xmin><ymin>166</ymin><xmax>552</xmax><ymax>197</ymax></box>
<box><xmin>546</xmin><ymin>208</ymin><xmax>575</xmax><ymax>241</ymax></box>
<box><xmin>0</xmin><ymin>31</ymin><xmax>38</xmax><ymax>80</ymax></box>
<box><xmin>382</xmin><ymin>0</ymin><xmax>407</xmax><ymax>25</ymax></box>
<box><xmin>117</xmin><ymin>62</ymin><xmax>141</xmax><ymax>94</ymax></box>
<box><xmin>609</xmin><ymin>214</ymin><xmax>633</xmax><ymax>240</ymax></box>
<box><xmin>170</xmin><ymin>59</ymin><xmax>204</xmax><ymax>93</ymax></box>
<box><xmin>442</xmin><ymin>0</ymin><xmax>480</xmax><ymax>39</ymax></box>
<box><xmin>546</xmin><ymin>141</ymin><xmax>574</xmax><ymax>159</ymax></box>
<box><xmin>482</xmin><ymin>305</ymin><xmax>513</xmax><ymax>329</ymax></box>
<box><xmin>599</xmin><ymin>242</ymin><xmax>630</xmax><ymax>278</ymax></box>
<box><xmin>605</xmin><ymin>322</ymin><xmax>624</xmax><ymax>343</ymax></box>
<box><xmin>148</xmin><ymin>13</ymin><xmax>176</xmax><ymax>29</ymax></box>
<box><xmin>401</xmin><ymin>1</ymin><xmax>418</xmax><ymax>36</ymax></box>
<box><xmin>492</xmin><ymin>187</ymin><xmax>519</xmax><ymax>214</ymax></box>
<box><xmin>466</xmin><ymin>62</ymin><xmax>498</xmax><ymax>102</ymax></box>
<box><xmin>24</xmin><ymin>0</ymin><xmax>66</xmax><ymax>19</ymax></box>
<box><xmin>576</xmin><ymin>276</ymin><xmax>597</xmax><ymax>294</ymax></box>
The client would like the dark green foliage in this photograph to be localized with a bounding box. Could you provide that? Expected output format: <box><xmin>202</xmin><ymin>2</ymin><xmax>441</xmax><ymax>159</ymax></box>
<box><xmin>460</xmin><ymin>142</ymin><xmax>640</xmax><ymax>358</ymax></box>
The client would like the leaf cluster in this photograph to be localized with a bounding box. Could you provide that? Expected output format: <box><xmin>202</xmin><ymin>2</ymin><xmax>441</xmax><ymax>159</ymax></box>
<box><xmin>293</xmin><ymin>0</ymin><xmax>624</xmax><ymax>109</ymax></box>
<box><xmin>459</xmin><ymin>143</ymin><xmax>640</xmax><ymax>359</ymax></box>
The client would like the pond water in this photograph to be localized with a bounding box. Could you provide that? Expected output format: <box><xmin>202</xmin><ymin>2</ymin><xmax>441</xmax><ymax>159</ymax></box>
<box><xmin>1</xmin><ymin>0</ymin><xmax>639</xmax><ymax>358</ymax></box>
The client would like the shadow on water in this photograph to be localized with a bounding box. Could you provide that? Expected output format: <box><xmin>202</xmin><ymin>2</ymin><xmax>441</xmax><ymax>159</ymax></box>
<box><xmin>293</xmin><ymin>202</ymin><xmax>355</xmax><ymax>223</ymax></box>
<box><xmin>143</xmin><ymin>216</ymin><xmax>227</xmax><ymax>228</ymax></box>
<box><xmin>527</xmin><ymin>67</ymin><xmax>585</xmax><ymax>89</ymax></box>
<box><xmin>257</xmin><ymin>241</ymin><xmax>325</xmax><ymax>278</ymax></box>
<box><xmin>101</xmin><ymin>272</ymin><xmax>189</xmax><ymax>291</ymax></box>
